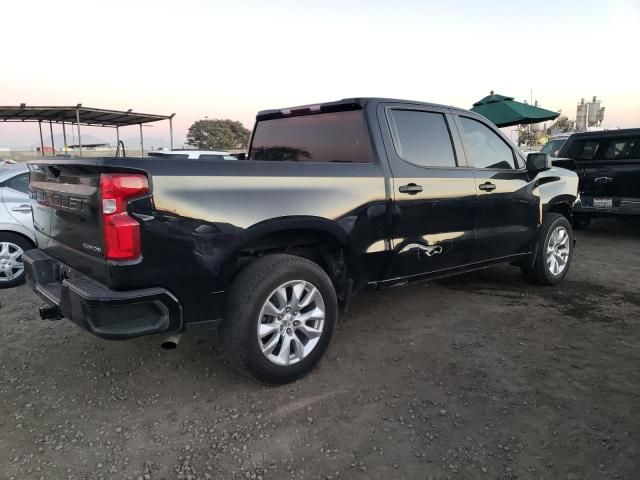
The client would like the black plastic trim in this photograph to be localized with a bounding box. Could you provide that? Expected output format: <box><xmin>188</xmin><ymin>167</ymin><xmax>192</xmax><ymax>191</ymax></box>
<box><xmin>24</xmin><ymin>249</ymin><xmax>183</xmax><ymax>340</ymax></box>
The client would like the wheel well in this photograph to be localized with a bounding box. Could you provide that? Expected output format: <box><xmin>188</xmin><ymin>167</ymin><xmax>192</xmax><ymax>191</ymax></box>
<box><xmin>547</xmin><ymin>202</ymin><xmax>572</xmax><ymax>222</ymax></box>
<box><xmin>233</xmin><ymin>229</ymin><xmax>348</xmax><ymax>297</ymax></box>
<box><xmin>0</xmin><ymin>230</ymin><xmax>35</xmax><ymax>248</ymax></box>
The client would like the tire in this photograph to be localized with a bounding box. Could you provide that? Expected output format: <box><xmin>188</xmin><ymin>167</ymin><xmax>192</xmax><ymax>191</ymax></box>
<box><xmin>220</xmin><ymin>254</ymin><xmax>338</xmax><ymax>384</ymax></box>
<box><xmin>0</xmin><ymin>233</ymin><xmax>32</xmax><ymax>289</ymax></box>
<box><xmin>573</xmin><ymin>213</ymin><xmax>591</xmax><ymax>230</ymax></box>
<box><xmin>520</xmin><ymin>213</ymin><xmax>574</xmax><ymax>286</ymax></box>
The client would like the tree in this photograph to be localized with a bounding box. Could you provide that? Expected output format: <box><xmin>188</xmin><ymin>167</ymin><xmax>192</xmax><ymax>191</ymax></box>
<box><xmin>186</xmin><ymin>119</ymin><xmax>250</xmax><ymax>150</ymax></box>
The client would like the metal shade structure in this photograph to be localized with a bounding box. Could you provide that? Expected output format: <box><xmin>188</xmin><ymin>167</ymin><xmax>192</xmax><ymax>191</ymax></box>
<box><xmin>0</xmin><ymin>104</ymin><xmax>176</xmax><ymax>156</ymax></box>
<box><xmin>471</xmin><ymin>91</ymin><xmax>559</xmax><ymax>128</ymax></box>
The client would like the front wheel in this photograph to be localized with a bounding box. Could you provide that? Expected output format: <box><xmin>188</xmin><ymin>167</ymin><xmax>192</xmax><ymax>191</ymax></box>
<box><xmin>221</xmin><ymin>254</ymin><xmax>338</xmax><ymax>384</ymax></box>
<box><xmin>521</xmin><ymin>213</ymin><xmax>574</xmax><ymax>285</ymax></box>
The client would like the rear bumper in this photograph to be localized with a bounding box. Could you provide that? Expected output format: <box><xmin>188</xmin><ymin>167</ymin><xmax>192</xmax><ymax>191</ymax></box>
<box><xmin>574</xmin><ymin>196</ymin><xmax>640</xmax><ymax>216</ymax></box>
<box><xmin>24</xmin><ymin>249</ymin><xmax>183</xmax><ymax>340</ymax></box>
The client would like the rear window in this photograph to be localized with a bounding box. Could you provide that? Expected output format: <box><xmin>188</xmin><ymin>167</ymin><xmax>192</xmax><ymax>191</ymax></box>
<box><xmin>603</xmin><ymin>137</ymin><xmax>640</xmax><ymax>160</ymax></box>
<box><xmin>198</xmin><ymin>154</ymin><xmax>236</xmax><ymax>161</ymax></box>
<box><xmin>249</xmin><ymin>110</ymin><xmax>373</xmax><ymax>163</ymax></box>
<box><xmin>147</xmin><ymin>152</ymin><xmax>189</xmax><ymax>159</ymax></box>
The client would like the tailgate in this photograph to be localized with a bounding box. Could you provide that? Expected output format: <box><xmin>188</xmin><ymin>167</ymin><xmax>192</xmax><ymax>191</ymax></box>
<box><xmin>28</xmin><ymin>159</ymin><xmax>147</xmax><ymax>285</ymax></box>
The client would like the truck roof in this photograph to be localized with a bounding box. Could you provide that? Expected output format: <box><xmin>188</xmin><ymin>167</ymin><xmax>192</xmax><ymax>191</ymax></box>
<box><xmin>256</xmin><ymin>97</ymin><xmax>464</xmax><ymax>121</ymax></box>
<box><xmin>568</xmin><ymin>128</ymin><xmax>640</xmax><ymax>139</ymax></box>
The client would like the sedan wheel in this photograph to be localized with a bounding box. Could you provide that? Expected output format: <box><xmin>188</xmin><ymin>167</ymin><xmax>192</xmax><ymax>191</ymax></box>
<box><xmin>0</xmin><ymin>241</ymin><xmax>25</xmax><ymax>284</ymax></box>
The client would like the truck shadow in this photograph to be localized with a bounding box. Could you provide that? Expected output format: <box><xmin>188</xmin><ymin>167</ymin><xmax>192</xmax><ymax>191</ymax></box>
<box><xmin>580</xmin><ymin>217</ymin><xmax>640</xmax><ymax>237</ymax></box>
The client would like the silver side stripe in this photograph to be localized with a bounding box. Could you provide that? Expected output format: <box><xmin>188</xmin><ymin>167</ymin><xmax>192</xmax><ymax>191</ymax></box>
<box><xmin>398</xmin><ymin>244</ymin><xmax>443</xmax><ymax>256</ymax></box>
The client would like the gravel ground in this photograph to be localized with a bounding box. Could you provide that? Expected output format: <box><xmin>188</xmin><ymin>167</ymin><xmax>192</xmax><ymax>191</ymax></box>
<box><xmin>1</xmin><ymin>218</ymin><xmax>639</xmax><ymax>480</ymax></box>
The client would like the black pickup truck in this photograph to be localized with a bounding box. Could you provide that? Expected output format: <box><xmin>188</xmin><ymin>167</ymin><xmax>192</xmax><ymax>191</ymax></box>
<box><xmin>24</xmin><ymin>98</ymin><xmax>579</xmax><ymax>384</ymax></box>
<box><xmin>554</xmin><ymin>129</ymin><xmax>640</xmax><ymax>228</ymax></box>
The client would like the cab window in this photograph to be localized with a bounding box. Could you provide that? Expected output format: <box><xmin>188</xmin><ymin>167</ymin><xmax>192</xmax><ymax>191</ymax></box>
<box><xmin>459</xmin><ymin>117</ymin><xmax>516</xmax><ymax>169</ymax></box>
<box><xmin>387</xmin><ymin>109</ymin><xmax>457</xmax><ymax>168</ymax></box>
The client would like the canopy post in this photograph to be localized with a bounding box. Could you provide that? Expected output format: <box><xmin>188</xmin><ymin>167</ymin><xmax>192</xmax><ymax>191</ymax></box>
<box><xmin>38</xmin><ymin>120</ymin><xmax>45</xmax><ymax>156</ymax></box>
<box><xmin>139</xmin><ymin>123</ymin><xmax>144</xmax><ymax>156</ymax></box>
<box><xmin>62</xmin><ymin>121</ymin><xmax>68</xmax><ymax>153</ymax></box>
<box><xmin>49</xmin><ymin>121</ymin><xmax>55</xmax><ymax>156</ymax></box>
<box><xmin>116</xmin><ymin>126</ymin><xmax>120</xmax><ymax>155</ymax></box>
<box><xmin>169</xmin><ymin>114</ymin><xmax>175</xmax><ymax>150</ymax></box>
<box><xmin>75</xmin><ymin>105</ymin><xmax>83</xmax><ymax>157</ymax></box>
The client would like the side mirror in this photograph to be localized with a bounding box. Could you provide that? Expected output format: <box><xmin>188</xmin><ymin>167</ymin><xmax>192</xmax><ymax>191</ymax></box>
<box><xmin>527</xmin><ymin>152</ymin><xmax>551</xmax><ymax>175</ymax></box>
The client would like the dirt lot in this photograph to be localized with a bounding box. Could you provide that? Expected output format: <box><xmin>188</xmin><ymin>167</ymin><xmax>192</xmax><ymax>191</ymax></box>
<box><xmin>1</xmin><ymin>219</ymin><xmax>639</xmax><ymax>480</ymax></box>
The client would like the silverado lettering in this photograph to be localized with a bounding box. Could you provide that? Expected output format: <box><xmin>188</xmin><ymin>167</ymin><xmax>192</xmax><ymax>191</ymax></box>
<box><xmin>31</xmin><ymin>188</ymin><xmax>90</xmax><ymax>214</ymax></box>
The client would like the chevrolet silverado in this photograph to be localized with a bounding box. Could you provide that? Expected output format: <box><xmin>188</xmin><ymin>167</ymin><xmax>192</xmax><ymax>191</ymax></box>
<box><xmin>24</xmin><ymin>98</ymin><xmax>579</xmax><ymax>383</ymax></box>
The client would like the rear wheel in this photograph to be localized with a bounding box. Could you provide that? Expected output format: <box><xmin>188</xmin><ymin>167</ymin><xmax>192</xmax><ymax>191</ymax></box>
<box><xmin>521</xmin><ymin>213</ymin><xmax>574</xmax><ymax>285</ymax></box>
<box><xmin>221</xmin><ymin>254</ymin><xmax>338</xmax><ymax>384</ymax></box>
<box><xmin>0</xmin><ymin>233</ymin><xmax>32</xmax><ymax>289</ymax></box>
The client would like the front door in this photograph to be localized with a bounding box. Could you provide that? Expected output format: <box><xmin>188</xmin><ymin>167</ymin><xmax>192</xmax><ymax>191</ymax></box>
<box><xmin>453</xmin><ymin>115</ymin><xmax>537</xmax><ymax>261</ymax></box>
<box><xmin>1</xmin><ymin>171</ymin><xmax>32</xmax><ymax>230</ymax></box>
<box><xmin>378</xmin><ymin>104</ymin><xmax>477</xmax><ymax>281</ymax></box>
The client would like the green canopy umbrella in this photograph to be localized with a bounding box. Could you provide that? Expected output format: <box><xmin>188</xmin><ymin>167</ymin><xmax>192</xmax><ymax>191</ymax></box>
<box><xmin>471</xmin><ymin>91</ymin><xmax>559</xmax><ymax>128</ymax></box>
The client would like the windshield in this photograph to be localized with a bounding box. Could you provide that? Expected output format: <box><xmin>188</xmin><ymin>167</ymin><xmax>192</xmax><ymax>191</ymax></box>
<box><xmin>540</xmin><ymin>139</ymin><xmax>566</xmax><ymax>157</ymax></box>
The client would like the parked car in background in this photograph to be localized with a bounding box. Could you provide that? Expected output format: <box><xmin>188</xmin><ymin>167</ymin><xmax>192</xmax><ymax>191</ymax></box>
<box><xmin>0</xmin><ymin>163</ymin><xmax>35</xmax><ymax>287</ymax></box>
<box><xmin>0</xmin><ymin>158</ymin><xmax>18</xmax><ymax>166</ymax></box>
<box><xmin>540</xmin><ymin>133</ymin><xmax>572</xmax><ymax>158</ymax></box>
<box><xmin>147</xmin><ymin>149</ymin><xmax>237</xmax><ymax>160</ymax></box>
<box><xmin>24</xmin><ymin>98</ymin><xmax>578</xmax><ymax>383</ymax></box>
<box><xmin>556</xmin><ymin>128</ymin><xmax>640</xmax><ymax>228</ymax></box>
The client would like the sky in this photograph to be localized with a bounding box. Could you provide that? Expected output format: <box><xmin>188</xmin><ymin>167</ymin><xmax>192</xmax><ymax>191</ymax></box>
<box><xmin>1</xmin><ymin>0</ymin><xmax>639</xmax><ymax>148</ymax></box>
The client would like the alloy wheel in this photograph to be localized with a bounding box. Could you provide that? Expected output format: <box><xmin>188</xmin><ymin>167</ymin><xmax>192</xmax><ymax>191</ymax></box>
<box><xmin>257</xmin><ymin>280</ymin><xmax>326</xmax><ymax>366</ymax></box>
<box><xmin>546</xmin><ymin>226</ymin><xmax>570</xmax><ymax>276</ymax></box>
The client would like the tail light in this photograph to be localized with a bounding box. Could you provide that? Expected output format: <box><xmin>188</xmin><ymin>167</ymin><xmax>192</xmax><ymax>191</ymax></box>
<box><xmin>100</xmin><ymin>174</ymin><xmax>149</xmax><ymax>260</ymax></box>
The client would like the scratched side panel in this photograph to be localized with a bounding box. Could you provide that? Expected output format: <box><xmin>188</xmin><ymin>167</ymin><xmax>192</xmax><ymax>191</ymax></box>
<box><xmin>112</xmin><ymin>160</ymin><xmax>390</xmax><ymax>323</ymax></box>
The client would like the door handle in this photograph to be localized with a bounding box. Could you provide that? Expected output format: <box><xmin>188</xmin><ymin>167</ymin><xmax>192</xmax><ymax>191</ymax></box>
<box><xmin>398</xmin><ymin>183</ymin><xmax>423</xmax><ymax>195</ymax></box>
<box><xmin>11</xmin><ymin>204</ymin><xmax>32</xmax><ymax>212</ymax></box>
<box><xmin>479</xmin><ymin>182</ymin><xmax>496</xmax><ymax>192</ymax></box>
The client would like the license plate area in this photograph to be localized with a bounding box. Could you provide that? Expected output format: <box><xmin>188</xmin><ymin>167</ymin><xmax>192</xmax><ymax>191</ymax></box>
<box><xmin>593</xmin><ymin>198</ymin><xmax>612</xmax><ymax>208</ymax></box>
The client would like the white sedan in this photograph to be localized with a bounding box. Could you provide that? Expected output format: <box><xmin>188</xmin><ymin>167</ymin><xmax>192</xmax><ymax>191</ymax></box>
<box><xmin>0</xmin><ymin>163</ymin><xmax>35</xmax><ymax>287</ymax></box>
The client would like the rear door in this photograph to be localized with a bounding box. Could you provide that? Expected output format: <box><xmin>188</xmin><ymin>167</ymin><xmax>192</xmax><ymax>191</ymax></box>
<box><xmin>1</xmin><ymin>171</ymin><xmax>33</xmax><ymax>230</ymax></box>
<box><xmin>453</xmin><ymin>114</ymin><xmax>537</xmax><ymax>261</ymax></box>
<box><xmin>378</xmin><ymin>103</ymin><xmax>477</xmax><ymax>280</ymax></box>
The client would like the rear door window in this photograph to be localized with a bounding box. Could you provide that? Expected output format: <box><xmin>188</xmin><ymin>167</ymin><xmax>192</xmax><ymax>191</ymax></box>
<box><xmin>5</xmin><ymin>173</ymin><xmax>29</xmax><ymax>194</ymax></box>
<box><xmin>249</xmin><ymin>110</ymin><xmax>373</xmax><ymax>163</ymax></box>
<box><xmin>387</xmin><ymin>110</ymin><xmax>457</xmax><ymax>168</ymax></box>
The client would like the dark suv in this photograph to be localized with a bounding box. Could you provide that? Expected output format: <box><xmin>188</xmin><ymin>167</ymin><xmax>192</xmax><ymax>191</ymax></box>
<box><xmin>557</xmin><ymin>128</ymin><xmax>640</xmax><ymax>227</ymax></box>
